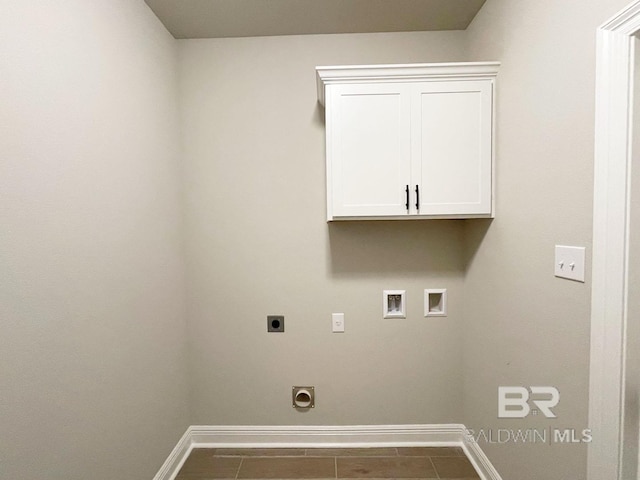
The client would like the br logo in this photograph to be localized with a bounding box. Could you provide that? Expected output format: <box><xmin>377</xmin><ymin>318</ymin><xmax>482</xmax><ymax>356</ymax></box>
<box><xmin>498</xmin><ymin>386</ymin><xmax>560</xmax><ymax>418</ymax></box>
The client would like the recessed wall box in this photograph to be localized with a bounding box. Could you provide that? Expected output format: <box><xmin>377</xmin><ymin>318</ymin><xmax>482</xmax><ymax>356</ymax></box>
<box><xmin>267</xmin><ymin>315</ymin><xmax>284</xmax><ymax>332</ymax></box>
<box><xmin>424</xmin><ymin>289</ymin><xmax>447</xmax><ymax>317</ymax></box>
<box><xmin>383</xmin><ymin>290</ymin><xmax>406</xmax><ymax>318</ymax></box>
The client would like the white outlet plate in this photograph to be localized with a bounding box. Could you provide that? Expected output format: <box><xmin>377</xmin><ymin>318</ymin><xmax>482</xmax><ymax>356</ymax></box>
<box><xmin>332</xmin><ymin>313</ymin><xmax>345</xmax><ymax>333</ymax></box>
<box><xmin>555</xmin><ymin>245</ymin><xmax>586</xmax><ymax>282</ymax></box>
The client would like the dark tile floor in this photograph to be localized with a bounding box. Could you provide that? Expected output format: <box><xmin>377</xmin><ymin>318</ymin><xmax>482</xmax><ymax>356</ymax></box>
<box><xmin>175</xmin><ymin>447</ymin><xmax>480</xmax><ymax>480</ymax></box>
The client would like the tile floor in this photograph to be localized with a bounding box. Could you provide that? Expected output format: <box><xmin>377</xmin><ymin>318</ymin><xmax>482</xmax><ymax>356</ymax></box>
<box><xmin>175</xmin><ymin>447</ymin><xmax>481</xmax><ymax>480</ymax></box>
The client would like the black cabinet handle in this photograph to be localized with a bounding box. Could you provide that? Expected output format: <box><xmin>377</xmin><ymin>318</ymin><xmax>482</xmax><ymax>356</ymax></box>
<box><xmin>415</xmin><ymin>185</ymin><xmax>420</xmax><ymax>210</ymax></box>
<box><xmin>405</xmin><ymin>185</ymin><xmax>409</xmax><ymax>211</ymax></box>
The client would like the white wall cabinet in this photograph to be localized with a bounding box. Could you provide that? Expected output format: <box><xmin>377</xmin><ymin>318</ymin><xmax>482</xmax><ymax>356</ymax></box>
<box><xmin>316</xmin><ymin>63</ymin><xmax>499</xmax><ymax>221</ymax></box>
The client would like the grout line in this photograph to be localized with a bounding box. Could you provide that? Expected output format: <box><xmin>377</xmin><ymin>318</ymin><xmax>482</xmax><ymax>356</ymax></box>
<box><xmin>427</xmin><ymin>456</ymin><xmax>440</xmax><ymax>480</ymax></box>
<box><xmin>234</xmin><ymin>457</ymin><xmax>244</xmax><ymax>480</ymax></box>
<box><xmin>334</xmin><ymin>456</ymin><xmax>338</xmax><ymax>479</ymax></box>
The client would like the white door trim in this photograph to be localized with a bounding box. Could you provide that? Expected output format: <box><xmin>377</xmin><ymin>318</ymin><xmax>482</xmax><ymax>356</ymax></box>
<box><xmin>589</xmin><ymin>2</ymin><xmax>640</xmax><ymax>479</ymax></box>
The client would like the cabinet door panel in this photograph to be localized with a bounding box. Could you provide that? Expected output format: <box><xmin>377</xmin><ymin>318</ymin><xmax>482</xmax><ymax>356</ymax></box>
<box><xmin>328</xmin><ymin>84</ymin><xmax>411</xmax><ymax>218</ymax></box>
<box><xmin>413</xmin><ymin>81</ymin><xmax>492</xmax><ymax>215</ymax></box>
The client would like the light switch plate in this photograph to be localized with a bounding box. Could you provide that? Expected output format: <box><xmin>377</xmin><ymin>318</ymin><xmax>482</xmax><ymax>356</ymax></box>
<box><xmin>555</xmin><ymin>245</ymin><xmax>586</xmax><ymax>282</ymax></box>
<box><xmin>332</xmin><ymin>313</ymin><xmax>345</xmax><ymax>333</ymax></box>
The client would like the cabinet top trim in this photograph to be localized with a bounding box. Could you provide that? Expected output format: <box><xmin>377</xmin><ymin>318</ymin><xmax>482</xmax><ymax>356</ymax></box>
<box><xmin>315</xmin><ymin>61</ymin><xmax>500</xmax><ymax>105</ymax></box>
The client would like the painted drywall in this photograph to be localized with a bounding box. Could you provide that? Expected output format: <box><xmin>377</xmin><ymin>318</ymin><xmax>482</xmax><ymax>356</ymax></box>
<box><xmin>0</xmin><ymin>1</ymin><xmax>189</xmax><ymax>479</ymax></box>
<box><xmin>178</xmin><ymin>32</ymin><xmax>469</xmax><ymax>425</ymax></box>
<box><xmin>462</xmin><ymin>1</ymin><xmax>631</xmax><ymax>479</ymax></box>
<box><xmin>144</xmin><ymin>0</ymin><xmax>486</xmax><ymax>38</ymax></box>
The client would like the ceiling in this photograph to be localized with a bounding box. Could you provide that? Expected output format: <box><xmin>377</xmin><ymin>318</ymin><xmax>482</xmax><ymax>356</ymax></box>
<box><xmin>144</xmin><ymin>0</ymin><xmax>487</xmax><ymax>39</ymax></box>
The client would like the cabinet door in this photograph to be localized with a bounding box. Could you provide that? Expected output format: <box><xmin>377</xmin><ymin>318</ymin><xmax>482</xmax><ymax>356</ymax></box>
<box><xmin>412</xmin><ymin>80</ymin><xmax>493</xmax><ymax>216</ymax></box>
<box><xmin>327</xmin><ymin>83</ymin><xmax>412</xmax><ymax>219</ymax></box>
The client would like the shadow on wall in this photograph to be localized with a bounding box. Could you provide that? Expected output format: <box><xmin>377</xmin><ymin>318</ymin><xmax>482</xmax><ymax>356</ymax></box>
<box><xmin>327</xmin><ymin>220</ymin><xmax>490</xmax><ymax>277</ymax></box>
<box><xmin>314</xmin><ymin>103</ymin><xmax>325</xmax><ymax>127</ymax></box>
<box><xmin>463</xmin><ymin>218</ymin><xmax>493</xmax><ymax>274</ymax></box>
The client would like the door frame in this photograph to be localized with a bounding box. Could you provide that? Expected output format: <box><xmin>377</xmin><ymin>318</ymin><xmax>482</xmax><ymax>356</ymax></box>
<box><xmin>589</xmin><ymin>1</ymin><xmax>640</xmax><ymax>478</ymax></box>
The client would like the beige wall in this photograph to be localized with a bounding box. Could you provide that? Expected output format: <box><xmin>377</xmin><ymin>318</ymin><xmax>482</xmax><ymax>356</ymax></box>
<box><xmin>0</xmin><ymin>1</ymin><xmax>189</xmax><ymax>478</ymax></box>
<box><xmin>178</xmin><ymin>32</ymin><xmax>469</xmax><ymax>425</ymax></box>
<box><xmin>462</xmin><ymin>1</ymin><xmax>631</xmax><ymax>479</ymax></box>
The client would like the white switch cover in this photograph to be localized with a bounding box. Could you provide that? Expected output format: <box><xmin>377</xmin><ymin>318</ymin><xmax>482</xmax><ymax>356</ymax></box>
<box><xmin>555</xmin><ymin>245</ymin><xmax>586</xmax><ymax>282</ymax></box>
<box><xmin>332</xmin><ymin>313</ymin><xmax>345</xmax><ymax>333</ymax></box>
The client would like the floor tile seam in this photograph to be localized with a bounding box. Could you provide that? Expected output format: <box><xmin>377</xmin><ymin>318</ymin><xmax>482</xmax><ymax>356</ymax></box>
<box><xmin>224</xmin><ymin>456</ymin><xmax>330</xmax><ymax>458</ymax></box>
<box><xmin>336</xmin><ymin>455</ymin><xmax>422</xmax><ymax>459</ymax></box>
<box><xmin>426</xmin><ymin>456</ymin><xmax>467</xmax><ymax>459</ymax></box>
<box><xmin>229</xmin><ymin>471</ymin><xmax>444</xmax><ymax>480</ymax></box>
<box><xmin>336</xmin><ymin>474</ymin><xmax>439</xmax><ymax>478</ymax></box>
<box><xmin>235</xmin><ymin>457</ymin><xmax>244</xmax><ymax>480</ymax></box>
<box><xmin>211</xmin><ymin>455</ymin><xmax>462</xmax><ymax>459</ymax></box>
<box><xmin>222</xmin><ymin>456</ymin><xmax>346</xmax><ymax>460</ymax></box>
<box><xmin>427</xmin><ymin>457</ymin><xmax>440</xmax><ymax>480</ymax></box>
<box><xmin>240</xmin><ymin>458</ymin><xmax>340</xmax><ymax>462</ymax></box>
<box><xmin>395</xmin><ymin>456</ymin><xmax>461</xmax><ymax>459</ymax></box>
<box><xmin>235</xmin><ymin>455</ymin><xmax>415</xmax><ymax>459</ymax></box>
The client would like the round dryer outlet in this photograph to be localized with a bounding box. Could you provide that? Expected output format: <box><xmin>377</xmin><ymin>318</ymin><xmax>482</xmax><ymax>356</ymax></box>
<box><xmin>292</xmin><ymin>386</ymin><xmax>314</xmax><ymax>409</ymax></box>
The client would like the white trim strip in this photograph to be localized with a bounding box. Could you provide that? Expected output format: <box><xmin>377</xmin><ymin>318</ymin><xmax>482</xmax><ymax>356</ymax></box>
<box><xmin>152</xmin><ymin>427</ymin><xmax>194</xmax><ymax>480</ymax></box>
<box><xmin>189</xmin><ymin>424</ymin><xmax>464</xmax><ymax>448</ymax></box>
<box><xmin>463</xmin><ymin>438</ymin><xmax>504</xmax><ymax>480</ymax></box>
<box><xmin>589</xmin><ymin>1</ymin><xmax>640</xmax><ymax>479</ymax></box>
<box><xmin>315</xmin><ymin>62</ymin><xmax>500</xmax><ymax>105</ymax></box>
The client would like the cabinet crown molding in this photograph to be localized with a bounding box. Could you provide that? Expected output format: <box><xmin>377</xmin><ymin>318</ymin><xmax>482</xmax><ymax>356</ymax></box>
<box><xmin>316</xmin><ymin>62</ymin><xmax>500</xmax><ymax>106</ymax></box>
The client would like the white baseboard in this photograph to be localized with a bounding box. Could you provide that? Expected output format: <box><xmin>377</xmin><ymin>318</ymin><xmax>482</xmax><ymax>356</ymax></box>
<box><xmin>153</xmin><ymin>424</ymin><xmax>501</xmax><ymax>480</ymax></box>
<box><xmin>189</xmin><ymin>424</ymin><xmax>465</xmax><ymax>448</ymax></box>
<box><xmin>152</xmin><ymin>428</ymin><xmax>193</xmax><ymax>480</ymax></box>
<box><xmin>462</xmin><ymin>435</ymin><xmax>503</xmax><ymax>480</ymax></box>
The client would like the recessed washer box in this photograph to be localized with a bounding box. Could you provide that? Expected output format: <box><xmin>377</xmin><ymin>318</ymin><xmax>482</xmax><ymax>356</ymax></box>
<box><xmin>424</xmin><ymin>289</ymin><xmax>447</xmax><ymax>317</ymax></box>
<box><xmin>383</xmin><ymin>290</ymin><xmax>406</xmax><ymax>319</ymax></box>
